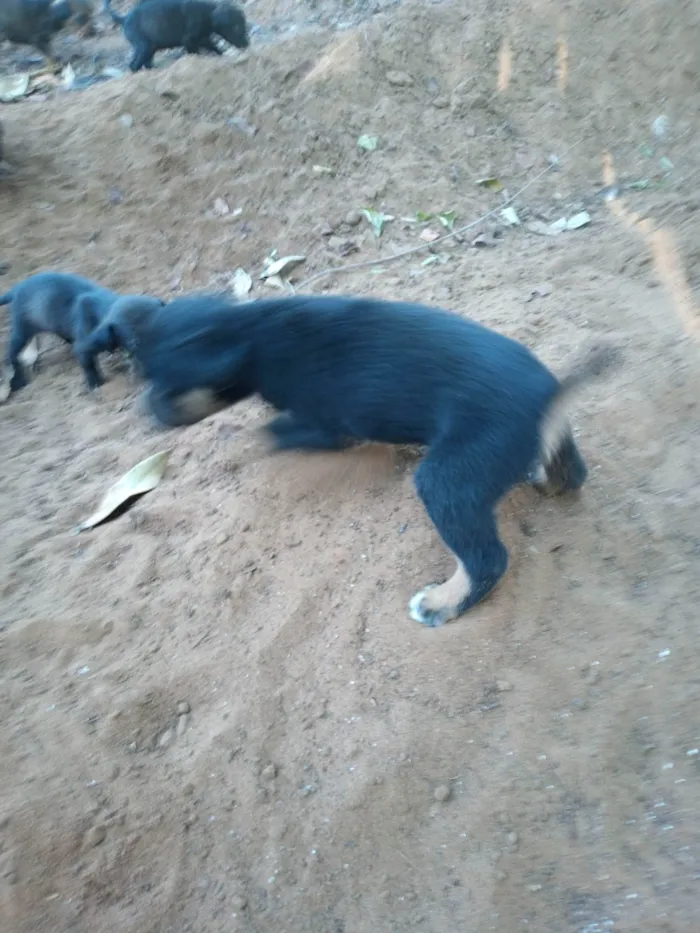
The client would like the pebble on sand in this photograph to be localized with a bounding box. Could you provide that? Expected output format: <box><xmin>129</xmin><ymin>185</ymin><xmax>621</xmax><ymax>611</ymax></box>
<box><xmin>262</xmin><ymin>764</ymin><xmax>277</xmax><ymax>780</ymax></box>
<box><xmin>177</xmin><ymin>701</ymin><xmax>191</xmax><ymax>715</ymax></box>
<box><xmin>85</xmin><ymin>824</ymin><xmax>107</xmax><ymax>847</ymax></box>
<box><xmin>434</xmin><ymin>784</ymin><xmax>451</xmax><ymax>803</ymax></box>
<box><xmin>386</xmin><ymin>70</ymin><xmax>414</xmax><ymax>87</ymax></box>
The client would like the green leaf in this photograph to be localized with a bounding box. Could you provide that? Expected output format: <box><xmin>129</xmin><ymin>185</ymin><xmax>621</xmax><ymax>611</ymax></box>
<box><xmin>415</xmin><ymin>211</ymin><xmax>435</xmax><ymax>223</ymax></box>
<box><xmin>361</xmin><ymin>209</ymin><xmax>394</xmax><ymax>238</ymax></box>
<box><xmin>357</xmin><ymin>135</ymin><xmax>379</xmax><ymax>152</ymax></box>
<box><xmin>475</xmin><ymin>177</ymin><xmax>503</xmax><ymax>191</ymax></box>
<box><xmin>437</xmin><ymin>210</ymin><xmax>457</xmax><ymax>230</ymax></box>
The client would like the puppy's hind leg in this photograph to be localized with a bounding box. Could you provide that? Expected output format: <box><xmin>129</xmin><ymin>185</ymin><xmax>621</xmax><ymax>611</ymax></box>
<box><xmin>73</xmin><ymin>296</ymin><xmax>106</xmax><ymax>391</ymax></box>
<box><xmin>6</xmin><ymin>316</ymin><xmax>39</xmax><ymax>392</ymax></box>
<box><xmin>409</xmin><ymin>440</ymin><xmax>510</xmax><ymax>627</ymax></box>
<box><xmin>128</xmin><ymin>37</ymin><xmax>155</xmax><ymax>71</ymax></box>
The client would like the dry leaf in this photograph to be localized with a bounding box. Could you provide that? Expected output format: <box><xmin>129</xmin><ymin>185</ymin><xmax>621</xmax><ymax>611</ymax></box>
<box><xmin>500</xmin><ymin>207</ymin><xmax>521</xmax><ymax>226</ymax></box>
<box><xmin>213</xmin><ymin>197</ymin><xmax>230</xmax><ymax>217</ymax></box>
<box><xmin>419</xmin><ymin>228</ymin><xmax>440</xmax><ymax>243</ymax></box>
<box><xmin>0</xmin><ymin>369</ymin><xmax>12</xmax><ymax>403</ymax></box>
<box><xmin>62</xmin><ymin>64</ymin><xmax>76</xmax><ymax>89</ymax></box>
<box><xmin>260</xmin><ymin>255</ymin><xmax>306</xmax><ymax>280</ymax></box>
<box><xmin>525</xmin><ymin>283</ymin><xmax>552</xmax><ymax>302</ymax></box>
<box><xmin>263</xmin><ymin>274</ymin><xmax>287</xmax><ymax>290</ymax></box>
<box><xmin>232</xmin><ymin>267</ymin><xmax>252</xmax><ymax>300</ymax></box>
<box><xmin>0</xmin><ymin>74</ymin><xmax>30</xmax><ymax>102</ymax></box>
<box><xmin>566</xmin><ymin>211</ymin><xmax>591</xmax><ymax>230</ymax></box>
<box><xmin>77</xmin><ymin>450</ymin><xmax>171</xmax><ymax>532</ymax></box>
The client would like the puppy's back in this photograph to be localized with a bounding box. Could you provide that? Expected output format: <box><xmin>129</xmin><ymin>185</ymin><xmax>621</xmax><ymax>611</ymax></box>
<box><xmin>248</xmin><ymin>295</ymin><xmax>560</xmax><ymax>434</ymax></box>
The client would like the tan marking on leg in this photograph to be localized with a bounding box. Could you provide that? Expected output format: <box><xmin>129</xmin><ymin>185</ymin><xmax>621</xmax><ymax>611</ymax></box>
<box><xmin>418</xmin><ymin>559</ymin><xmax>471</xmax><ymax>613</ymax></box>
<box><xmin>174</xmin><ymin>388</ymin><xmax>227</xmax><ymax>423</ymax></box>
<box><xmin>409</xmin><ymin>556</ymin><xmax>472</xmax><ymax>626</ymax></box>
<box><xmin>538</xmin><ymin>398</ymin><xmax>572</xmax><ymax>465</ymax></box>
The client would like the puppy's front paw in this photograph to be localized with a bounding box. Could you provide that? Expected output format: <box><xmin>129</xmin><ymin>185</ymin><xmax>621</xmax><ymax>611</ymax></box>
<box><xmin>408</xmin><ymin>585</ymin><xmax>454</xmax><ymax>628</ymax></box>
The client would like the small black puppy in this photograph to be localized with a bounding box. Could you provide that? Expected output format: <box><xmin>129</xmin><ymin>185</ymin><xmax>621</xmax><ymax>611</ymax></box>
<box><xmin>79</xmin><ymin>292</ymin><xmax>620</xmax><ymax>627</ymax></box>
<box><xmin>0</xmin><ymin>0</ymin><xmax>93</xmax><ymax>67</ymax></box>
<box><xmin>104</xmin><ymin>0</ymin><xmax>249</xmax><ymax>72</ymax></box>
<box><xmin>0</xmin><ymin>271</ymin><xmax>160</xmax><ymax>392</ymax></box>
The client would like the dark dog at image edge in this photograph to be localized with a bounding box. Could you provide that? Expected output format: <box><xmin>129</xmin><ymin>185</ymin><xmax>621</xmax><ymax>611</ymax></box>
<box><xmin>80</xmin><ymin>293</ymin><xmax>621</xmax><ymax>627</ymax></box>
<box><xmin>0</xmin><ymin>271</ymin><xmax>163</xmax><ymax>393</ymax></box>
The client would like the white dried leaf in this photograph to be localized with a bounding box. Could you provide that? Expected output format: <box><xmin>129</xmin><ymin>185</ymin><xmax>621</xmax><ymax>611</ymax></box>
<box><xmin>232</xmin><ymin>268</ymin><xmax>252</xmax><ymax>300</ymax></box>
<box><xmin>260</xmin><ymin>255</ymin><xmax>306</xmax><ymax>280</ymax></box>
<box><xmin>77</xmin><ymin>450</ymin><xmax>172</xmax><ymax>532</ymax></box>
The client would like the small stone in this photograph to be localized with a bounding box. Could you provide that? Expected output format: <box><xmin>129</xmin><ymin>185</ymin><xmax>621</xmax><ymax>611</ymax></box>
<box><xmin>215</xmin><ymin>531</ymin><xmax>229</xmax><ymax>546</ymax></box>
<box><xmin>386</xmin><ymin>70</ymin><xmax>414</xmax><ymax>87</ymax></box>
<box><xmin>159</xmin><ymin>729</ymin><xmax>174</xmax><ymax>748</ymax></box>
<box><xmin>495</xmin><ymin>680</ymin><xmax>513</xmax><ymax>693</ymax></box>
<box><xmin>119</xmin><ymin>113</ymin><xmax>133</xmax><ymax>128</ymax></box>
<box><xmin>432</xmin><ymin>96</ymin><xmax>450</xmax><ymax>109</ymax></box>
<box><xmin>506</xmin><ymin>831</ymin><xmax>519</xmax><ymax>847</ymax></box>
<box><xmin>85</xmin><ymin>824</ymin><xmax>107</xmax><ymax>847</ymax></box>
<box><xmin>434</xmin><ymin>784</ymin><xmax>451</xmax><ymax>803</ymax></box>
<box><xmin>652</xmin><ymin>115</ymin><xmax>669</xmax><ymax>139</ymax></box>
<box><xmin>231</xmin><ymin>895</ymin><xmax>247</xmax><ymax>911</ymax></box>
<box><xmin>527</xmin><ymin>883</ymin><xmax>542</xmax><ymax>892</ymax></box>
<box><xmin>177</xmin><ymin>701</ymin><xmax>190</xmax><ymax>715</ymax></box>
<box><xmin>261</xmin><ymin>764</ymin><xmax>277</xmax><ymax>780</ymax></box>
<box><xmin>176</xmin><ymin>714</ymin><xmax>189</xmax><ymax>737</ymax></box>
<box><xmin>344</xmin><ymin>209</ymin><xmax>362</xmax><ymax>227</ymax></box>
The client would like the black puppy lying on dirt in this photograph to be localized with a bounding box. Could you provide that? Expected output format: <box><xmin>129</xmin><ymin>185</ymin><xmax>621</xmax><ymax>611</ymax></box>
<box><xmin>1</xmin><ymin>271</ymin><xmax>162</xmax><ymax>393</ymax></box>
<box><xmin>79</xmin><ymin>292</ymin><xmax>620</xmax><ymax>627</ymax></box>
<box><xmin>0</xmin><ymin>0</ymin><xmax>94</xmax><ymax>68</ymax></box>
<box><xmin>103</xmin><ymin>0</ymin><xmax>249</xmax><ymax>72</ymax></box>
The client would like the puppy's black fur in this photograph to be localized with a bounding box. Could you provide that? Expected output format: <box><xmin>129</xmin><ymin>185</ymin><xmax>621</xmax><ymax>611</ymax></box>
<box><xmin>0</xmin><ymin>271</ymin><xmax>159</xmax><ymax>392</ymax></box>
<box><xmin>104</xmin><ymin>0</ymin><xmax>249</xmax><ymax>72</ymax></box>
<box><xmin>79</xmin><ymin>292</ymin><xmax>620</xmax><ymax>626</ymax></box>
<box><xmin>0</xmin><ymin>0</ymin><xmax>93</xmax><ymax>65</ymax></box>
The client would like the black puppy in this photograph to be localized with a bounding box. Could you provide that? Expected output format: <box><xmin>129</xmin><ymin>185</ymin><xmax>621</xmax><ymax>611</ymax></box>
<box><xmin>78</xmin><ymin>292</ymin><xmax>620</xmax><ymax>627</ymax></box>
<box><xmin>0</xmin><ymin>0</ymin><xmax>93</xmax><ymax>67</ymax></box>
<box><xmin>104</xmin><ymin>0</ymin><xmax>249</xmax><ymax>72</ymax></box>
<box><xmin>0</xmin><ymin>271</ymin><xmax>160</xmax><ymax>392</ymax></box>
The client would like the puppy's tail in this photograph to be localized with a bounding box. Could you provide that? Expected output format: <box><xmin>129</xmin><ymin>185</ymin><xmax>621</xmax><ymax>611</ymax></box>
<box><xmin>538</xmin><ymin>340</ymin><xmax>622</xmax><ymax>461</ymax></box>
<box><xmin>0</xmin><ymin>289</ymin><xmax>14</xmax><ymax>306</ymax></box>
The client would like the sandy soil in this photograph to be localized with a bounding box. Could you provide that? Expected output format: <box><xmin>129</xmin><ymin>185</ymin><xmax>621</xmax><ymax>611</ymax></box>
<box><xmin>2</xmin><ymin>1</ymin><xmax>700</xmax><ymax>931</ymax></box>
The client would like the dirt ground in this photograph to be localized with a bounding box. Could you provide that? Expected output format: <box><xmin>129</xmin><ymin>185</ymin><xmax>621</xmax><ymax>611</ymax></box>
<box><xmin>2</xmin><ymin>1</ymin><xmax>700</xmax><ymax>931</ymax></box>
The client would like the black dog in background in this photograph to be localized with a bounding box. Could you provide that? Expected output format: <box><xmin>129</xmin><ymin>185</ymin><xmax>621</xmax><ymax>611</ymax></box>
<box><xmin>0</xmin><ymin>0</ymin><xmax>94</xmax><ymax>67</ymax></box>
<box><xmin>79</xmin><ymin>292</ymin><xmax>619</xmax><ymax>627</ymax></box>
<box><xmin>103</xmin><ymin>0</ymin><xmax>249</xmax><ymax>71</ymax></box>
